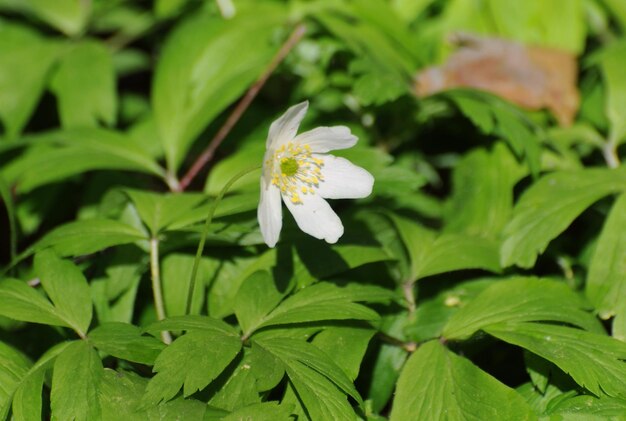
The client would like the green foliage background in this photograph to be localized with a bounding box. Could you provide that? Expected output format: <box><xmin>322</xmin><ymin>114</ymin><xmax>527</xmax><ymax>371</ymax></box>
<box><xmin>1</xmin><ymin>0</ymin><xmax>626</xmax><ymax>419</ymax></box>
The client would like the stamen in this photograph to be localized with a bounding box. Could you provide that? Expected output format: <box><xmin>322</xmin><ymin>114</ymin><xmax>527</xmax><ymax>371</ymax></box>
<box><xmin>269</xmin><ymin>142</ymin><xmax>324</xmax><ymax>204</ymax></box>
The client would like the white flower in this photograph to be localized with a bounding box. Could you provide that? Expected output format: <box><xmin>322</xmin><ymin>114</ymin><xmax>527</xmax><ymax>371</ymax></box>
<box><xmin>258</xmin><ymin>101</ymin><xmax>374</xmax><ymax>247</ymax></box>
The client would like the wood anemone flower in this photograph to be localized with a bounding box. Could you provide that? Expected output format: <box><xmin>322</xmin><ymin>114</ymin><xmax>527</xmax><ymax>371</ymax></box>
<box><xmin>258</xmin><ymin>101</ymin><xmax>374</xmax><ymax>247</ymax></box>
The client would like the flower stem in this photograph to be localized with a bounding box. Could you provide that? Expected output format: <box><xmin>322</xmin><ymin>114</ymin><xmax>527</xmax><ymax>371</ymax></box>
<box><xmin>185</xmin><ymin>165</ymin><xmax>262</xmax><ymax>316</ymax></box>
<box><xmin>177</xmin><ymin>22</ymin><xmax>307</xmax><ymax>191</ymax></box>
<box><xmin>150</xmin><ymin>236</ymin><xmax>172</xmax><ymax>344</ymax></box>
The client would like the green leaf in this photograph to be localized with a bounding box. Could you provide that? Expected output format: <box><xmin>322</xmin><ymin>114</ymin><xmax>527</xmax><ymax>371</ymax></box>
<box><xmin>34</xmin><ymin>249</ymin><xmax>93</xmax><ymax>335</ymax></box>
<box><xmin>234</xmin><ymin>270</ymin><xmax>285</xmax><ymax>336</ymax></box>
<box><xmin>389</xmin><ymin>340</ymin><xmax>533</xmax><ymax>420</ymax></box>
<box><xmin>142</xmin><ymin>330</ymin><xmax>242</xmax><ymax>405</ymax></box>
<box><xmin>143</xmin><ymin>315</ymin><xmax>238</xmax><ymax>337</ymax></box>
<box><xmin>31</xmin><ymin>218</ymin><xmax>146</xmax><ymax>257</ymax></box>
<box><xmin>501</xmin><ymin>167</ymin><xmax>626</xmax><ymax>268</ymax></box>
<box><xmin>311</xmin><ymin>324</ymin><xmax>375</xmax><ymax>381</ymax></box>
<box><xmin>50</xmin><ymin>40</ymin><xmax>116</xmax><ymax>128</ymax></box>
<box><xmin>21</xmin><ymin>0</ymin><xmax>90</xmax><ymax>36</ymax></box>
<box><xmin>254</xmin><ymin>282</ymin><xmax>390</xmax><ymax>332</ymax></box>
<box><xmin>0</xmin><ymin>278</ymin><xmax>66</xmax><ymax>327</ymax></box>
<box><xmin>99</xmin><ymin>369</ymin><xmax>207</xmax><ymax>421</ymax></box>
<box><xmin>545</xmin><ymin>394</ymin><xmax>626</xmax><ymax>419</ymax></box>
<box><xmin>0</xmin><ymin>20</ymin><xmax>60</xmax><ymax>139</ymax></box>
<box><xmin>0</xmin><ymin>341</ymin><xmax>30</xmax><ymax>420</ymax></box>
<box><xmin>0</xmin><ymin>174</ymin><xmax>16</xmax><ymax>261</ymax></box>
<box><xmin>3</xmin><ymin>129</ymin><xmax>165</xmax><ymax>193</ymax></box>
<box><xmin>444</xmin><ymin>143</ymin><xmax>526</xmax><ymax>238</ymax></box>
<box><xmin>443</xmin><ymin>277</ymin><xmax>601</xmax><ymax>340</ymax></box>
<box><xmin>125</xmin><ymin>190</ymin><xmax>207</xmax><ymax>235</ymax></box>
<box><xmin>161</xmin><ymin>254</ymin><xmax>211</xmax><ymax>317</ymax></box>
<box><xmin>485</xmin><ymin>322</ymin><xmax>626</xmax><ymax>398</ymax></box>
<box><xmin>257</xmin><ymin>337</ymin><xmax>361</xmax><ymax>420</ymax></box>
<box><xmin>600</xmin><ymin>41</ymin><xmax>626</xmax><ymax>147</ymax></box>
<box><xmin>51</xmin><ymin>340</ymin><xmax>103</xmax><ymax>421</ymax></box>
<box><xmin>205</xmin><ymin>348</ymin><xmax>263</xmax><ymax>411</ymax></box>
<box><xmin>222</xmin><ymin>402</ymin><xmax>294</xmax><ymax>421</ymax></box>
<box><xmin>293</xmin><ymin>240</ymin><xmax>392</xmax><ymax>287</ymax></box>
<box><xmin>11</xmin><ymin>369</ymin><xmax>45</xmax><ymax>421</ymax></box>
<box><xmin>448</xmin><ymin>91</ymin><xmax>541</xmax><ymax>175</ymax></box>
<box><xmin>89</xmin><ymin>322</ymin><xmax>165</xmax><ymax>365</ymax></box>
<box><xmin>152</xmin><ymin>5</ymin><xmax>285</xmax><ymax>170</ymax></box>
<box><xmin>587</xmin><ymin>193</ymin><xmax>626</xmax><ymax>325</ymax></box>
<box><xmin>405</xmin><ymin>279</ymin><xmax>495</xmax><ymax>342</ymax></box>
<box><xmin>12</xmin><ymin>341</ymin><xmax>73</xmax><ymax>421</ymax></box>
<box><xmin>390</xmin><ymin>213</ymin><xmax>501</xmax><ymax>281</ymax></box>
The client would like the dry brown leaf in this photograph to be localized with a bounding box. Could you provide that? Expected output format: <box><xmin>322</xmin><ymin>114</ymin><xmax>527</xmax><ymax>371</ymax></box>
<box><xmin>414</xmin><ymin>33</ymin><xmax>580</xmax><ymax>126</ymax></box>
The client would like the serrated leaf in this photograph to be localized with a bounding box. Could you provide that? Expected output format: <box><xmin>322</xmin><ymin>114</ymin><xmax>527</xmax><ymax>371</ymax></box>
<box><xmin>545</xmin><ymin>394</ymin><xmax>626</xmax><ymax>419</ymax></box>
<box><xmin>0</xmin><ymin>341</ymin><xmax>30</xmax><ymax>420</ymax></box>
<box><xmin>444</xmin><ymin>143</ymin><xmax>526</xmax><ymax>238</ymax></box>
<box><xmin>12</xmin><ymin>341</ymin><xmax>71</xmax><ymax>421</ymax></box>
<box><xmin>501</xmin><ymin>167</ymin><xmax>626</xmax><ymax>268</ymax></box>
<box><xmin>0</xmin><ymin>20</ymin><xmax>61</xmax><ymax>139</ymax></box>
<box><xmin>586</xmin><ymin>193</ymin><xmax>626</xmax><ymax>324</ymax></box>
<box><xmin>35</xmin><ymin>249</ymin><xmax>92</xmax><ymax>335</ymax></box>
<box><xmin>254</xmin><ymin>282</ymin><xmax>391</xmax><ymax>332</ymax></box>
<box><xmin>0</xmin><ymin>278</ymin><xmax>66</xmax><ymax>327</ymax></box>
<box><xmin>30</xmin><ymin>218</ymin><xmax>146</xmax><ymax>257</ymax></box>
<box><xmin>89</xmin><ymin>322</ymin><xmax>165</xmax><ymax>365</ymax></box>
<box><xmin>443</xmin><ymin>277</ymin><xmax>601</xmax><ymax>340</ymax></box>
<box><xmin>50</xmin><ymin>40</ymin><xmax>116</xmax><ymax>128</ymax></box>
<box><xmin>142</xmin><ymin>330</ymin><xmax>242</xmax><ymax>405</ymax></box>
<box><xmin>11</xmin><ymin>368</ymin><xmax>45</xmax><ymax>421</ymax></box>
<box><xmin>51</xmin><ymin>340</ymin><xmax>103</xmax><ymax>421</ymax></box>
<box><xmin>257</xmin><ymin>337</ymin><xmax>361</xmax><ymax>420</ymax></box>
<box><xmin>152</xmin><ymin>5</ymin><xmax>285</xmax><ymax>170</ymax></box>
<box><xmin>143</xmin><ymin>315</ymin><xmax>238</xmax><ymax>337</ymax></box>
<box><xmin>99</xmin><ymin>369</ymin><xmax>207</xmax><ymax>421</ymax></box>
<box><xmin>206</xmin><ymin>350</ymin><xmax>262</xmax><ymax>411</ymax></box>
<box><xmin>222</xmin><ymin>402</ymin><xmax>294</xmax><ymax>421</ymax></box>
<box><xmin>485</xmin><ymin>322</ymin><xmax>626</xmax><ymax>398</ymax></box>
<box><xmin>311</xmin><ymin>324</ymin><xmax>375</xmax><ymax>381</ymax></box>
<box><xmin>389</xmin><ymin>340</ymin><xmax>533</xmax><ymax>420</ymax></box>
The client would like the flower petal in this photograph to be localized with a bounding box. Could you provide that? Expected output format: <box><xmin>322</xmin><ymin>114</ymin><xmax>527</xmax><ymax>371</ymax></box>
<box><xmin>267</xmin><ymin>101</ymin><xmax>309</xmax><ymax>149</ymax></box>
<box><xmin>293</xmin><ymin>126</ymin><xmax>357</xmax><ymax>153</ymax></box>
<box><xmin>258</xmin><ymin>177</ymin><xmax>282</xmax><ymax>247</ymax></box>
<box><xmin>283</xmin><ymin>193</ymin><xmax>344</xmax><ymax>244</ymax></box>
<box><xmin>315</xmin><ymin>154</ymin><xmax>374</xmax><ymax>199</ymax></box>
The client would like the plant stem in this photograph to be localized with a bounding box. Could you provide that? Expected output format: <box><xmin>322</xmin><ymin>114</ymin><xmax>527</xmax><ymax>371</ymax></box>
<box><xmin>150</xmin><ymin>237</ymin><xmax>172</xmax><ymax>344</ymax></box>
<box><xmin>403</xmin><ymin>281</ymin><xmax>416</xmax><ymax>314</ymax></box>
<box><xmin>603</xmin><ymin>134</ymin><xmax>621</xmax><ymax>168</ymax></box>
<box><xmin>177</xmin><ymin>22</ymin><xmax>307</xmax><ymax>191</ymax></box>
<box><xmin>377</xmin><ymin>331</ymin><xmax>417</xmax><ymax>352</ymax></box>
<box><xmin>185</xmin><ymin>165</ymin><xmax>262</xmax><ymax>316</ymax></box>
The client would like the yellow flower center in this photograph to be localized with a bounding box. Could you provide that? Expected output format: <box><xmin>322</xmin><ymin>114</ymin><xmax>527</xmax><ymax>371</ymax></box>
<box><xmin>268</xmin><ymin>142</ymin><xmax>324</xmax><ymax>204</ymax></box>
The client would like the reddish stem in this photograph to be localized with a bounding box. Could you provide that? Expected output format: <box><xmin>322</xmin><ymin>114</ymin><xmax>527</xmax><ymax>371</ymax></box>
<box><xmin>177</xmin><ymin>23</ymin><xmax>307</xmax><ymax>192</ymax></box>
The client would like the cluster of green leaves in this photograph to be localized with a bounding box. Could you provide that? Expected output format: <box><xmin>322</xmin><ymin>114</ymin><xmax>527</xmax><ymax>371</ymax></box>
<box><xmin>1</xmin><ymin>0</ymin><xmax>626</xmax><ymax>420</ymax></box>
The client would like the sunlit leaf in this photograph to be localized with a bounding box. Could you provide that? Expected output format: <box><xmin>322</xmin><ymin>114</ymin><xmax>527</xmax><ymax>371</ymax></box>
<box><xmin>390</xmin><ymin>340</ymin><xmax>533</xmax><ymax>420</ymax></box>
